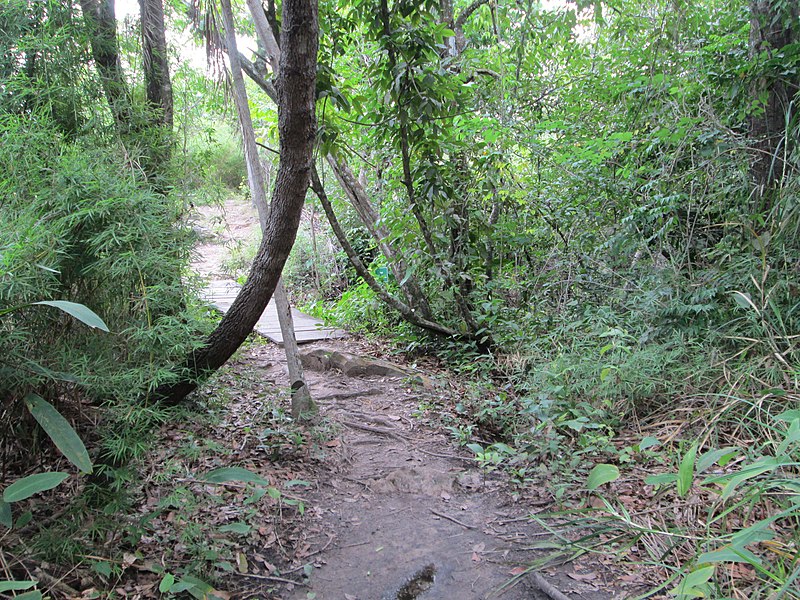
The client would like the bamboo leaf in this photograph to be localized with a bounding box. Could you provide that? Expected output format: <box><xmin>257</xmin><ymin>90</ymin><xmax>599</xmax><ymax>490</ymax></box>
<box><xmin>25</xmin><ymin>394</ymin><xmax>93</xmax><ymax>474</ymax></box>
<box><xmin>33</xmin><ymin>301</ymin><xmax>109</xmax><ymax>332</ymax></box>
<box><xmin>3</xmin><ymin>472</ymin><xmax>69</xmax><ymax>503</ymax></box>
<box><xmin>0</xmin><ymin>581</ymin><xmax>38</xmax><ymax>593</ymax></box>
<box><xmin>202</xmin><ymin>467</ymin><xmax>268</xmax><ymax>485</ymax></box>
<box><xmin>677</xmin><ymin>442</ymin><xmax>697</xmax><ymax>497</ymax></box>
<box><xmin>0</xmin><ymin>501</ymin><xmax>12</xmax><ymax>528</ymax></box>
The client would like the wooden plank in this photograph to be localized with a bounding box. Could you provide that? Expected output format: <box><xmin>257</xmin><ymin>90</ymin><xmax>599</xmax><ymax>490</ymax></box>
<box><xmin>201</xmin><ymin>279</ymin><xmax>347</xmax><ymax>344</ymax></box>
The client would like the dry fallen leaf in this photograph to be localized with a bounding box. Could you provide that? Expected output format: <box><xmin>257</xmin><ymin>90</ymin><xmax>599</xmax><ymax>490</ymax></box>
<box><xmin>568</xmin><ymin>572</ymin><xmax>598</xmax><ymax>582</ymax></box>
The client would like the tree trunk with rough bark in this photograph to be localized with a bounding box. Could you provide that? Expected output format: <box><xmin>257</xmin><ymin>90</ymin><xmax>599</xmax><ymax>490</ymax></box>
<box><xmin>153</xmin><ymin>0</ymin><xmax>318</xmax><ymax>406</ymax></box>
<box><xmin>140</xmin><ymin>0</ymin><xmax>172</xmax><ymax>129</ymax></box>
<box><xmin>234</xmin><ymin>0</ymin><xmax>314</xmax><ymax>420</ymax></box>
<box><xmin>79</xmin><ymin>0</ymin><xmax>133</xmax><ymax>130</ymax></box>
<box><xmin>749</xmin><ymin>0</ymin><xmax>799</xmax><ymax>199</ymax></box>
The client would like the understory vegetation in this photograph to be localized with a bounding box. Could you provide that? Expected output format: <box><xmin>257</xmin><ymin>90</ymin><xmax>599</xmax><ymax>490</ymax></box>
<box><xmin>1</xmin><ymin>0</ymin><xmax>798</xmax><ymax>598</ymax></box>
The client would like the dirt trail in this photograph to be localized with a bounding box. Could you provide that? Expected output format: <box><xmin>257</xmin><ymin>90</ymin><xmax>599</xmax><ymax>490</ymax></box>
<box><xmin>190</xmin><ymin>199</ymin><xmax>614</xmax><ymax>600</ymax></box>
<box><xmin>251</xmin><ymin>342</ymin><xmax>608</xmax><ymax>600</ymax></box>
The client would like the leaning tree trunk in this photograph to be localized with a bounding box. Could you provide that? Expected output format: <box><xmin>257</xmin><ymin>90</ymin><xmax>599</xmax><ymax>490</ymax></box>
<box><xmin>230</xmin><ymin>0</ymin><xmax>314</xmax><ymax>420</ymax></box>
<box><xmin>153</xmin><ymin>0</ymin><xmax>318</xmax><ymax>406</ymax></box>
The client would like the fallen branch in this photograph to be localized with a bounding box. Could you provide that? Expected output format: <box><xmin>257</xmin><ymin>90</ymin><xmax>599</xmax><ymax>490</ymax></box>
<box><xmin>340</xmin><ymin>420</ymin><xmax>409</xmax><ymax>444</ymax></box>
<box><xmin>238</xmin><ymin>572</ymin><xmax>308</xmax><ymax>587</ymax></box>
<box><xmin>315</xmin><ymin>388</ymin><xmax>383</xmax><ymax>402</ymax></box>
<box><xmin>530</xmin><ymin>572</ymin><xmax>573</xmax><ymax>600</ymax></box>
<box><xmin>429</xmin><ymin>508</ymin><xmax>476</xmax><ymax>530</ymax></box>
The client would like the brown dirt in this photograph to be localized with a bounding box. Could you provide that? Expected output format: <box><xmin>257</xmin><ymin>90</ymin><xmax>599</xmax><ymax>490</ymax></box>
<box><xmin>186</xmin><ymin>198</ymin><xmax>621</xmax><ymax>600</ymax></box>
<box><xmin>252</xmin><ymin>341</ymin><xmax>616</xmax><ymax>600</ymax></box>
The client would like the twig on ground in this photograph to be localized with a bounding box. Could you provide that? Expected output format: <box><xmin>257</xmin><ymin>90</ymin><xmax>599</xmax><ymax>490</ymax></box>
<box><xmin>315</xmin><ymin>388</ymin><xmax>383</xmax><ymax>402</ymax></box>
<box><xmin>417</xmin><ymin>447</ymin><xmax>476</xmax><ymax>462</ymax></box>
<box><xmin>238</xmin><ymin>572</ymin><xmax>308</xmax><ymax>586</ymax></box>
<box><xmin>530</xmin><ymin>572</ymin><xmax>573</xmax><ymax>600</ymax></box>
<box><xmin>429</xmin><ymin>509</ymin><xmax>476</xmax><ymax>529</ymax></box>
<box><xmin>340</xmin><ymin>420</ymin><xmax>409</xmax><ymax>444</ymax></box>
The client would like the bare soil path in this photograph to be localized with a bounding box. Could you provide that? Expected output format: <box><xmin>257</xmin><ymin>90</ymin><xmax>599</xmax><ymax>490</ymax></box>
<box><xmin>189</xmin><ymin>198</ymin><xmax>618</xmax><ymax>600</ymax></box>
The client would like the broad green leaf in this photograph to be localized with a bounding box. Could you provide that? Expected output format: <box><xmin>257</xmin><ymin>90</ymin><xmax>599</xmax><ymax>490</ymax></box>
<box><xmin>669</xmin><ymin>565</ymin><xmax>715</xmax><ymax>598</ymax></box>
<box><xmin>15</xmin><ymin>511</ymin><xmax>32</xmax><ymax>528</ymax></box>
<box><xmin>159</xmin><ymin>573</ymin><xmax>175</xmax><ymax>593</ymax></box>
<box><xmin>776</xmin><ymin>409</ymin><xmax>800</xmax><ymax>422</ymax></box>
<box><xmin>677</xmin><ymin>442</ymin><xmax>698</xmax><ymax>498</ymax></box>
<box><xmin>202</xmin><ymin>467</ymin><xmax>268</xmax><ymax>485</ymax></box>
<box><xmin>776</xmin><ymin>419</ymin><xmax>800</xmax><ymax>455</ymax></box>
<box><xmin>586</xmin><ymin>464</ymin><xmax>620</xmax><ymax>491</ymax></box>
<box><xmin>646</xmin><ymin>472</ymin><xmax>678</xmax><ymax>486</ymax></box>
<box><xmin>219</xmin><ymin>522</ymin><xmax>251</xmax><ymax>534</ymax></box>
<box><xmin>3</xmin><ymin>472</ymin><xmax>69</xmax><ymax>503</ymax></box>
<box><xmin>33</xmin><ymin>300</ymin><xmax>109</xmax><ymax>332</ymax></box>
<box><xmin>0</xmin><ymin>501</ymin><xmax>11</xmax><ymax>528</ymax></box>
<box><xmin>729</xmin><ymin>519</ymin><xmax>775</xmax><ymax>547</ymax></box>
<box><xmin>638</xmin><ymin>436</ymin><xmax>660</xmax><ymax>450</ymax></box>
<box><xmin>267</xmin><ymin>487</ymin><xmax>281</xmax><ymax>500</ymax></box>
<box><xmin>731</xmin><ymin>291</ymin><xmax>758</xmax><ymax>313</ymax></box>
<box><xmin>0</xmin><ymin>581</ymin><xmax>38</xmax><ymax>592</ymax></box>
<box><xmin>25</xmin><ymin>394</ymin><xmax>92</xmax><ymax>473</ymax></box>
<box><xmin>696</xmin><ymin>447</ymin><xmax>738</xmax><ymax>474</ymax></box>
<box><xmin>24</xmin><ymin>360</ymin><xmax>82</xmax><ymax>384</ymax></box>
<box><xmin>91</xmin><ymin>561</ymin><xmax>112</xmax><ymax>578</ymax></box>
<box><xmin>14</xmin><ymin>592</ymin><xmax>43</xmax><ymax>600</ymax></box>
<box><xmin>697</xmin><ymin>546</ymin><xmax>762</xmax><ymax>566</ymax></box>
<box><xmin>466</xmin><ymin>443</ymin><xmax>484</xmax><ymax>455</ymax></box>
<box><xmin>176</xmin><ymin>574</ymin><xmax>214</xmax><ymax>599</ymax></box>
<box><xmin>705</xmin><ymin>456</ymin><xmax>787</xmax><ymax>500</ymax></box>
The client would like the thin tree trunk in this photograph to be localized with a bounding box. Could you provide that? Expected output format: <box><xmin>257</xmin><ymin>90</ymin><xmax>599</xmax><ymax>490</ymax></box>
<box><xmin>221</xmin><ymin>0</ymin><xmax>314</xmax><ymax>419</ymax></box>
<box><xmin>245</xmin><ymin>0</ymin><xmax>280</xmax><ymax>73</ymax></box>
<box><xmin>153</xmin><ymin>0</ymin><xmax>318</xmax><ymax>406</ymax></box>
<box><xmin>139</xmin><ymin>0</ymin><xmax>173</xmax><ymax>129</ymax></box>
<box><xmin>273</xmin><ymin>279</ymin><xmax>314</xmax><ymax>419</ymax></box>
<box><xmin>79</xmin><ymin>0</ymin><xmax>133</xmax><ymax>130</ymax></box>
<box><xmin>748</xmin><ymin>0</ymin><xmax>799</xmax><ymax>200</ymax></box>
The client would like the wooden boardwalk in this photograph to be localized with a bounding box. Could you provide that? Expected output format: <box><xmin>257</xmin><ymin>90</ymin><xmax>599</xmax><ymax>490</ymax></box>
<box><xmin>203</xmin><ymin>279</ymin><xmax>347</xmax><ymax>345</ymax></box>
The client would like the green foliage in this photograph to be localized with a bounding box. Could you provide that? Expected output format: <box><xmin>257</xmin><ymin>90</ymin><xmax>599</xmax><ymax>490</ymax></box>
<box><xmin>25</xmin><ymin>394</ymin><xmax>93</xmax><ymax>474</ymax></box>
<box><xmin>178</xmin><ymin>121</ymin><xmax>247</xmax><ymax>199</ymax></box>
<box><xmin>2</xmin><ymin>473</ymin><xmax>69</xmax><ymax>503</ymax></box>
<box><xmin>307</xmin><ymin>279</ymin><xmax>398</xmax><ymax>336</ymax></box>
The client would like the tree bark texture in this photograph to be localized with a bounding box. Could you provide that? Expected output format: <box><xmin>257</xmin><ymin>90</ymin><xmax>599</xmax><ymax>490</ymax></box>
<box><xmin>749</xmin><ymin>0</ymin><xmax>799</xmax><ymax>194</ymax></box>
<box><xmin>231</xmin><ymin>0</ymin><xmax>314</xmax><ymax>419</ymax></box>
<box><xmin>139</xmin><ymin>0</ymin><xmax>173</xmax><ymax>129</ymax></box>
<box><xmin>154</xmin><ymin>0</ymin><xmax>318</xmax><ymax>405</ymax></box>
<box><xmin>79</xmin><ymin>0</ymin><xmax>133</xmax><ymax>129</ymax></box>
